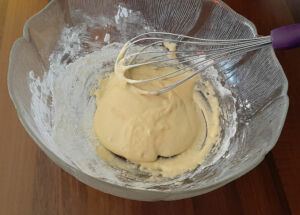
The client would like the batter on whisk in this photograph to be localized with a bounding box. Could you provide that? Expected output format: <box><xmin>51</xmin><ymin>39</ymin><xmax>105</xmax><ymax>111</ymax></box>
<box><xmin>93</xmin><ymin>43</ymin><xmax>221</xmax><ymax>179</ymax></box>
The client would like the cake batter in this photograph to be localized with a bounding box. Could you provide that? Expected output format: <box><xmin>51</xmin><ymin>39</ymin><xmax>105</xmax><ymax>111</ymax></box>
<box><xmin>93</xmin><ymin>43</ymin><xmax>221</xmax><ymax>178</ymax></box>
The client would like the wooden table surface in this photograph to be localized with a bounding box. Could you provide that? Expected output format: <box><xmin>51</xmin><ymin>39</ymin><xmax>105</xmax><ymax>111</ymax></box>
<box><xmin>1</xmin><ymin>0</ymin><xmax>300</xmax><ymax>214</ymax></box>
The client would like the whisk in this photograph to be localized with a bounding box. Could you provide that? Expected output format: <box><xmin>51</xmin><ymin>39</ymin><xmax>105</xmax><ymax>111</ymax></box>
<box><xmin>120</xmin><ymin>24</ymin><xmax>300</xmax><ymax>95</ymax></box>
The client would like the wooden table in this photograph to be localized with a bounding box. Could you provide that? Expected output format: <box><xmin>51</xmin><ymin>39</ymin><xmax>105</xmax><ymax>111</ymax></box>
<box><xmin>0</xmin><ymin>0</ymin><xmax>299</xmax><ymax>214</ymax></box>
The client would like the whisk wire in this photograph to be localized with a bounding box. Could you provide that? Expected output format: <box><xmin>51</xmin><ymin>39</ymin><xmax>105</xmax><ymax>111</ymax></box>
<box><xmin>122</xmin><ymin>32</ymin><xmax>272</xmax><ymax>94</ymax></box>
<box><xmin>154</xmin><ymin>42</ymin><xmax>271</xmax><ymax>94</ymax></box>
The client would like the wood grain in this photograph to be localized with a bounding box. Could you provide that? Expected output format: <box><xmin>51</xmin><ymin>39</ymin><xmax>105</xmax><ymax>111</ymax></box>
<box><xmin>0</xmin><ymin>0</ymin><xmax>299</xmax><ymax>214</ymax></box>
<box><xmin>224</xmin><ymin>0</ymin><xmax>300</xmax><ymax>214</ymax></box>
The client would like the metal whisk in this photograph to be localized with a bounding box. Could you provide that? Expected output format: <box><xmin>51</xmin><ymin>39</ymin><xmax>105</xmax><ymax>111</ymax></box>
<box><xmin>120</xmin><ymin>24</ymin><xmax>300</xmax><ymax>95</ymax></box>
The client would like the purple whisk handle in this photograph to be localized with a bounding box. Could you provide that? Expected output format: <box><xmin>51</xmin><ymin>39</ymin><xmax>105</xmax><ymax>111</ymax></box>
<box><xmin>271</xmin><ymin>24</ymin><xmax>300</xmax><ymax>50</ymax></box>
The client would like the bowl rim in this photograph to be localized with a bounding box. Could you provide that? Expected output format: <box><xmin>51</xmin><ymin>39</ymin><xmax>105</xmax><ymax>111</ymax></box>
<box><xmin>7</xmin><ymin>0</ymin><xmax>289</xmax><ymax>199</ymax></box>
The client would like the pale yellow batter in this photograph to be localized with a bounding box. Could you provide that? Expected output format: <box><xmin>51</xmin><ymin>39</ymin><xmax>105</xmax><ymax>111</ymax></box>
<box><xmin>93</xmin><ymin>43</ymin><xmax>221</xmax><ymax>179</ymax></box>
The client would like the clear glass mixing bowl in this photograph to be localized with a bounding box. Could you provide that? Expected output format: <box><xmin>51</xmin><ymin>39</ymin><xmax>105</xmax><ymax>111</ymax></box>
<box><xmin>8</xmin><ymin>0</ymin><xmax>288</xmax><ymax>201</ymax></box>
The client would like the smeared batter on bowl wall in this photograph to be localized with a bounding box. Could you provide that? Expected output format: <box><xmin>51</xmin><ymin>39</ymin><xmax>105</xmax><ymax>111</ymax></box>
<box><xmin>93</xmin><ymin>44</ymin><xmax>221</xmax><ymax>179</ymax></box>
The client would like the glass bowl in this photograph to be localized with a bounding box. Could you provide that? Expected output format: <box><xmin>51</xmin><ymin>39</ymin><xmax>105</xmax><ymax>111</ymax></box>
<box><xmin>8</xmin><ymin>0</ymin><xmax>288</xmax><ymax>201</ymax></box>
